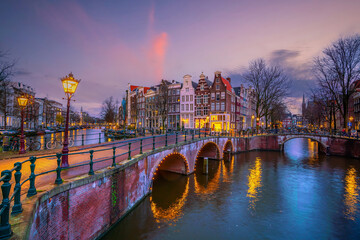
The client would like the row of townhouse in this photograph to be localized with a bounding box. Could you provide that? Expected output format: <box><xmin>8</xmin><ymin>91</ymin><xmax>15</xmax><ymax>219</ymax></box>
<box><xmin>0</xmin><ymin>81</ymin><xmax>75</xmax><ymax>129</ymax></box>
<box><xmin>124</xmin><ymin>71</ymin><xmax>257</xmax><ymax>132</ymax></box>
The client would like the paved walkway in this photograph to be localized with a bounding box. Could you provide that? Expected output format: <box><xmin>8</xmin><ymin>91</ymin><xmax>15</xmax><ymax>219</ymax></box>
<box><xmin>1</xmin><ymin>134</ymin><xmax>186</xmax><ymax>198</ymax></box>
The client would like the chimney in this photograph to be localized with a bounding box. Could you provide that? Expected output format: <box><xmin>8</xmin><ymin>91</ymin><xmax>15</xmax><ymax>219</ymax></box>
<box><xmin>226</xmin><ymin>77</ymin><xmax>231</xmax><ymax>83</ymax></box>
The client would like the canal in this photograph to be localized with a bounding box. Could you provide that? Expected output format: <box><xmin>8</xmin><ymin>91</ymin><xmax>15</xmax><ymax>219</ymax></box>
<box><xmin>102</xmin><ymin>138</ymin><xmax>360</xmax><ymax>239</ymax></box>
<box><xmin>24</xmin><ymin>128</ymin><xmax>111</xmax><ymax>150</ymax></box>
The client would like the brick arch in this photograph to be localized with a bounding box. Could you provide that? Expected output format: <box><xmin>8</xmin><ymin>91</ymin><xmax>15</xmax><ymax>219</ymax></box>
<box><xmin>151</xmin><ymin>152</ymin><xmax>189</xmax><ymax>186</ymax></box>
<box><xmin>222</xmin><ymin>140</ymin><xmax>233</xmax><ymax>158</ymax></box>
<box><xmin>194</xmin><ymin>141</ymin><xmax>220</xmax><ymax>172</ymax></box>
<box><xmin>282</xmin><ymin>136</ymin><xmax>327</xmax><ymax>153</ymax></box>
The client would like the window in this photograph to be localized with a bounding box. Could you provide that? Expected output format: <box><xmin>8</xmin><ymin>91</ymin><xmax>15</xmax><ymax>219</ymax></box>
<box><xmin>216</xmin><ymin>84</ymin><xmax>220</xmax><ymax>90</ymax></box>
<box><xmin>203</xmin><ymin>95</ymin><xmax>208</xmax><ymax>104</ymax></box>
<box><xmin>173</xmin><ymin>89</ymin><xmax>176</xmax><ymax>95</ymax></box>
<box><xmin>216</xmin><ymin>93</ymin><xmax>220</xmax><ymax>101</ymax></box>
<box><xmin>186</xmin><ymin>95</ymin><xmax>189</xmax><ymax>101</ymax></box>
<box><xmin>200</xmin><ymin>84</ymin><xmax>204</xmax><ymax>90</ymax></box>
<box><xmin>216</xmin><ymin>78</ymin><xmax>220</xmax><ymax>83</ymax></box>
<box><xmin>190</xmin><ymin>95</ymin><xmax>193</xmax><ymax>101</ymax></box>
<box><xmin>204</xmin><ymin>107</ymin><xmax>209</xmax><ymax>115</ymax></box>
<box><xmin>221</xmin><ymin>92</ymin><xmax>225</xmax><ymax>99</ymax></box>
<box><xmin>190</xmin><ymin>104</ymin><xmax>193</xmax><ymax>111</ymax></box>
<box><xmin>211</xmin><ymin>103</ymin><xmax>215</xmax><ymax>111</ymax></box>
<box><xmin>168</xmin><ymin>90</ymin><xmax>172</xmax><ymax>95</ymax></box>
<box><xmin>221</xmin><ymin>102</ymin><xmax>225</xmax><ymax>111</ymax></box>
<box><xmin>182</xmin><ymin>96</ymin><xmax>185</xmax><ymax>102</ymax></box>
<box><xmin>186</xmin><ymin>88</ymin><xmax>189</xmax><ymax>92</ymax></box>
<box><xmin>186</xmin><ymin>104</ymin><xmax>189</xmax><ymax>111</ymax></box>
<box><xmin>211</xmin><ymin>93</ymin><xmax>215</xmax><ymax>100</ymax></box>
<box><xmin>216</xmin><ymin>102</ymin><xmax>220</xmax><ymax>110</ymax></box>
<box><xmin>196</xmin><ymin>108</ymin><xmax>201</xmax><ymax>116</ymax></box>
<box><xmin>181</xmin><ymin>104</ymin><xmax>184</xmax><ymax>111</ymax></box>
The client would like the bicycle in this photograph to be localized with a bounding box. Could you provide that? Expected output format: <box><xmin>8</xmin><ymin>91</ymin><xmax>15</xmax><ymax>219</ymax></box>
<box><xmin>46</xmin><ymin>138</ymin><xmax>74</xmax><ymax>150</ymax></box>
<box><xmin>26</xmin><ymin>138</ymin><xmax>41</xmax><ymax>151</ymax></box>
<box><xmin>8</xmin><ymin>137</ymin><xmax>20</xmax><ymax>151</ymax></box>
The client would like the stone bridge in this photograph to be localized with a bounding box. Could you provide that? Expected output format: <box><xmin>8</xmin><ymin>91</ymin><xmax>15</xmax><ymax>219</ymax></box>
<box><xmin>12</xmin><ymin>134</ymin><xmax>360</xmax><ymax>239</ymax></box>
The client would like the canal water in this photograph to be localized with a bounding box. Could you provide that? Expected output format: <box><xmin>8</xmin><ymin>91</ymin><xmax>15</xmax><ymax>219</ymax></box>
<box><xmin>102</xmin><ymin>138</ymin><xmax>360</xmax><ymax>240</ymax></box>
<box><xmin>24</xmin><ymin>128</ymin><xmax>110</xmax><ymax>150</ymax></box>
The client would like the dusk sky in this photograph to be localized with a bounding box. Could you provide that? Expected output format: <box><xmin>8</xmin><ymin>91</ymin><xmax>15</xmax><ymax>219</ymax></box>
<box><xmin>1</xmin><ymin>0</ymin><xmax>360</xmax><ymax>116</ymax></box>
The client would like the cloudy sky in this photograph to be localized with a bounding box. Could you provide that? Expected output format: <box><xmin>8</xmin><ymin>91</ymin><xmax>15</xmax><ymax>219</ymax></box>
<box><xmin>1</xmin><ymin>0</ymin><xmax>360</xmax><ymax>115</ymax></box>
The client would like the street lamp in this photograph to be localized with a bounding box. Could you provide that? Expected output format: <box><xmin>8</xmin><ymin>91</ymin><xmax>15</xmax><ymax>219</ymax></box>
<box><xmin>61</xmin><ymin>73</ymin><xmax>80</xmax><ymax>167</ymax></box>
<box><xmin>17</xmin><ymin>96</ymin><xmax>28</xmax><ymax>154</ymax></box>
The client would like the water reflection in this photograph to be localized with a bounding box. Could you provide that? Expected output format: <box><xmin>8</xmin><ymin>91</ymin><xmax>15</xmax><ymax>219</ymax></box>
<box><xmin>284</xmin><ymin>138</ymin><xmax>319</xmax><ymax>164</ymax></box>
<box><xmin>222</xmin><ymin>155</ymin><xmax>235</xmax><ymax>182</ymax></box>
<box><xmin>344</xmin><ymin>167</ymin><xmax>359</xmax><ymax>220</ymax></box>
<box><xmin>194</xmin><ymin>159</ymin><xmax>221</xmax><ymax>196</ymax></box>
<box><xmin>150</xmin><ymin>172</ymin><xmax>189</xmax><ymax>223</ymax></box>
<box><xmin>247</xmin><ymin>157</ymin><xmax>262</xmax><ymax>210</ymax></box>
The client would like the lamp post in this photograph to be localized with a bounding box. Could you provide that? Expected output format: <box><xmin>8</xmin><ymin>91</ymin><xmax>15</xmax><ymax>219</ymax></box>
<box><xmin>17</xmin><ymin>96</ymin><xmax>28</xmax><ymax>154</ymax></box>
<box><xmin>61</xmin><ymin>73</ymin><xmax>80</xmax><ymax>167</ymax></box>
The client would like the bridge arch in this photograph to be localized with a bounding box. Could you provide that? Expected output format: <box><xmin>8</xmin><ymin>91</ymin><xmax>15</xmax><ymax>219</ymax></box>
<box><xmin>222</xmin><ymin>140</ymin><xmax>234</xmax><ymax>159</ymax></box>
<box><xmin>281</xmin><ymin>136</ymin><xmax>328</xmax><ymax>153</ymax></box>
<box><xmin>151</xmin><ymin>152</ymin><xmax>190</xmax><ymax>183</ymax></box>
<box><xmin>194</xmin><ymin>141</ymin><xmax>220</xmax><ymax>171</ymax></box>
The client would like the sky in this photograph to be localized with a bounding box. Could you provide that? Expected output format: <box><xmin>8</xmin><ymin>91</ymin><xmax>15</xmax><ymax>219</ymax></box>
<box><xmin>1</xmin><ymin>0</ymin><xmax>360</xmax><ymax>116</ymax></box>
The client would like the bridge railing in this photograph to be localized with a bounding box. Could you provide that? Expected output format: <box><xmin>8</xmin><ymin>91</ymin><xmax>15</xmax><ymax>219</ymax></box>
<box><xmin>0</xmin><ymin>130</ymin><xmax>221</xmax><ymax>239</ymax></box>
<box><xmin>1</xmin><ymin>130</ymin><xmax>358</xmax><ymax>239</ymax></box>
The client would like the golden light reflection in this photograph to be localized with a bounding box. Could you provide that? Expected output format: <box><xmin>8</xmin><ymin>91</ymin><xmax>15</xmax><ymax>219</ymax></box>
<box><xmin>150</xmin><ymin>177</ymin><xmax>189</xmax><ymax>223</ymax></box>
<box><xmin>308</xmin><ymin>139</ymin><xmax>318</xmax><ymax>165</ymax></box>
<box><xmin>344</xmin><ymin>167</ymin><xmax>358</xmax><ymax>221</ymax></box>
<box><xmin>247</xmin><ymin>157</ymin><xmax>262</xmax><ymax>210</ymax></box>
<box><xmin>194</xmin><ymin>161</ymin><xmax>221</xmax><ymax>195</ymax></box>
<box><xmin>222</xmin><ymin>156</ymin><xmax>235</xmax><ymax>183</ymax></box>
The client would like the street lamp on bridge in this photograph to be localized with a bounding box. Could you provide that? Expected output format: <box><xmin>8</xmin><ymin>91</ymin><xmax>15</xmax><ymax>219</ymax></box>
<box><xmin>61</xmin><ymin>73</ymin><xmax>80</xmax><ymax>167</ymax></box>
<box><xmin>17</xmin><ymin>96</ymin><xmax>28</xmax><ymax>154</ymax></box>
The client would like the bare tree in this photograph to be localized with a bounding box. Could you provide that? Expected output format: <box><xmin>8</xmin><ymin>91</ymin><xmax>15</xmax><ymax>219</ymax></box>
<box><xmin>314</xmin><ymin>34</ymin><xmax>360</xmax><ymax>130</ymax></box>
<box><xmin>156</xmin><ymin>80</ymin><xmax>169</xmax><ymax>133</ymax></box>
<box><xmin>243</xmin><ymin>58</ymin><xmax>290</xmax><ymax>131</ymax></box>
<box><xmin>101</xmin><ymin>96</ymin><xmax>118</xmax><ymax>125</ymax></box>
<box><xmin>0</xmin><ymin>51</ymin><xmax>15</xmax><ymax>129</ymax></box>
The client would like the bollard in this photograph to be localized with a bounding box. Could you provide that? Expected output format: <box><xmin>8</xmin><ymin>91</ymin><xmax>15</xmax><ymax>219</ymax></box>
<box><xmin>128</xmin><ymin>143</ymin><xmax>132</xmax><ymax>160</ymax></box>
<box><xmin>55</xmin><ymin>153</ymin><xmax>63</xmax><ymax>184</ymax></box>
<box><xmin>140</xmin><ymin>139</ymin><xmax>143</xmax><ymax>154</ymax></box>
<box><xmin>12</xmin><ymin>162</ymin><xmax>23</xmax><ymax>214</ymax></box>
<box><xmin>0</xmin><ymin>170</ymin><xmax>12</xmax><ymax>239</ymax></box>
<box><xmin>152</xmin><ymin>136</ymin><xmax>155</xmax><ymax>151</ymax></box>
<box><xmin>89</xmin><ymin>150</ymin><xmax>94</xmax><ymax>175</ymax></box>
<box><xmin>165</xmin><ymin>134</ymin><xmax>168</xmax><ymax>147</ymax></box>
<box><xmin>82</xmin><ymin>134</ymin><xmax>84</xmax><ymax>146</ymax></box>
<box><xmin>27</xmin><ymin>156</ymin><xmax>37</xmax><ymax>197</ymax></box>
<box><xmin>203</xmin><ymin>157</ymin><xmax>208</xmax><ymax>175</ymax></box>
<box><xmin>112</xmin><ymin>147</ymin><xmax>116</xmax><ymax>167</ymax></box>
<box><xmin>99</xmin><ymin>133</ymin><xmax>101</xmax><ymax>144</ymax></box>
<box><xmin>176</xmin><ymin>132</ymin><xmax>178</xmax><ymax>145</ymax></box>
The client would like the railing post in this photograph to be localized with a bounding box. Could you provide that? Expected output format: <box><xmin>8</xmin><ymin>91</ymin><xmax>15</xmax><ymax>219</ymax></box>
<box><xmin>152</xmin><ymin>136</ymin><xmax>155</xmax><ymax>151</ymax></box>
<box><xmin>128</xmin><ymin>143</ymin><xmax>132</xmax><ymax>160</ymax></box>
<box><xmin>27</xmin><ymin>156</ymin><xmax>37</xmax><ymax>197</ymax></box>
<box><xmin>184</xmin><ymin>132</ymin><xmax>187</xmax><ymax>142</ymax></box>
<box><xmin>44</xmin><ymin>137</ymin><xmax>47</xmax><ymax>150</ymax></box>
<box><xmin>0</xmin><ymin>170</ymin><xmax>12</xmax><ymax>239</ymax></box>
<box><xmin>82</xmin><ymin>134</ymin><xmax>84</xmax><ymax>146</ymax></box>
<box><xmin>12</xmin><ymin>162</ymin><xmax>23</xmax><ymax>215</ymax></box>
<box><xmin>140</xmin><ymin>139</ymin><xmax>143</xmax><ymax>154</ymax></box>
<box><xmin>99</xmin><ymin>133</ymin><xmax>101</xmax><ymax>144</ymax></box>
<box><xmin>89</xmin><ymin>150</ymin><xmax>94</xmax><ymax>175</ymax></box>
<box><xmin>192</xmin><ymin>132</ymin><xmax>194</xmax><ymax>141</ymax></box>
<box><xmin>198</xmin><ymin>130</ymin><xmax>200</xmax><ymax>139</ymax></box>
<box><xmin>176</xmin><ymin>132</ymin><xmax>178</xmax><ymax>145</ymax></box>
<box><xmin>112</xmin><ymin>147</ymin><xmax>116</xmax><ymax>167</ymax></box>
<box><xmin>55</xmin><ymin>153</ymin><xmax>63</xmax><ymax>184</ymax></box>
<box><xmin>165</xmin><ymin>134</ymin><xmax>168</xmax><ymax>147</ymax></box>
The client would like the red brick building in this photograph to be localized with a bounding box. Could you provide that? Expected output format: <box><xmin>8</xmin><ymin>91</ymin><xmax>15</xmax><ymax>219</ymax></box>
<box><xmin>194</xmin><ymin>73</ymin><xmax>212</xmax><ymax>129</ymax></box>
<box><xmin>209</xmin><ymin>71</ymin><xmax>236</xmax><ymax>132</ymax></box>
